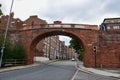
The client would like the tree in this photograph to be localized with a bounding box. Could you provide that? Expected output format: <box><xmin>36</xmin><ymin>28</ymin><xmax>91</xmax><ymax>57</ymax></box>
<box><xmin>0</xmin><ymin>35</ymin><xmax>13</xmax><ymax>59</ymax></box>
<box><xmin>69</xmin><ymin>39</ymin><xmax>81</xmax><ymax>52</ymax></box>
<box><xmin>0</xmin><ymin>34</ymin><xmax>26</xmax><ymax>66</ymax></box>
<box><xmin>69</xmin><ymin>39</ymin><xmax>84</xmax><ymax>60</ymax></box>
<box><xmin>12</xmin><ymin>43</ymin><xmax>25</xmax><ymax>60</ymax></box>
<box><xmin>0</xmin><ymin>3</ymin><xmax>3</xmax><ymax>23</ymax></box>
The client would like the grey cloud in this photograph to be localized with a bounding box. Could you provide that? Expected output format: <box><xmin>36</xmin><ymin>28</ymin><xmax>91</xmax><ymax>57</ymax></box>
<box><xmin>38</xmin><ymin>0</ymin><xmax>120</xmax><ymax>24</ymax></box>
<box><xmin>102</xmin><ymin>0</ymin><xmax>120</xmax><ymax>14</ymax></box>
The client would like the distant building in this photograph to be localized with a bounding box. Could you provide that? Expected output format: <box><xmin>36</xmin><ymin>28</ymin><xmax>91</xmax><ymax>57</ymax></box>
<box><xmin>67</xmin><ymin>48</ymin><xmax>73</xmax><ymax>59</ymax></box>
<box><xmin>0</xmin><ymin>12</ymin><xmax>23</xmax><ymax>30</ymax></box>
<box><xmin>100</xmin><ymin>18</ymin><xmax>120</xmax><ymax>31</ymax></box>
<box><xmin>67</xmin><ymin>47</ymin><xmax>77</xmax><ymax>59</ymax></box>
<box><xmin>58</xmin><ymin>41</ymin><xmax>67</xmax><ymax>59</ymax></box>
<box><xmin>35</xmin><ymin>36</ymin><xmax>63</xmax><ymax>60</ymax></box>
<box><xmin>35</xmin><ymin>36</ymin><xmax>68</xmax><ymax>60</ymax></box>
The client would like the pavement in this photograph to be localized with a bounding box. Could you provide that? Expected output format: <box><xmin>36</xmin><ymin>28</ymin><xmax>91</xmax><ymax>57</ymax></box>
<box><xmin>76</xmin><ymin>60</ymin><xmax>120</xmax><ymax>79</ymax></box>
<box><xmin>0</xmin><ymin>63</ymin><xmax>39</xmax><ymax>73</ymax></box>
<box><xmin>0</xmin><ymin>60</ymin><xmax>57</xmax><ymax>73</ymax></box>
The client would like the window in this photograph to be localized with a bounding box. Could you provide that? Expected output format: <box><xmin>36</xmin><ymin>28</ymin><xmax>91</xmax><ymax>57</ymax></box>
<box><xmin>10</xmin><ymin>21</ymin><xmax>15</xmax><ymax>27</ymax></box>
<box><xmin>22</xmin><ymin>23</ymin><xmax>26</xmax><ymax>26</ymax></box>
<box><xmin>107</xmin><ymin>26</ymin><xmax>110</xmax><ymax>30</ymax></box>
<box><xmin>17</xmin><ymin>20</ymin><xmax>20</xmax><ymax>22</ymax></box>
<box><xmin>113</xmin><ymin>26</ymin><xmax>120</xmax><ymax>29</ymax></box>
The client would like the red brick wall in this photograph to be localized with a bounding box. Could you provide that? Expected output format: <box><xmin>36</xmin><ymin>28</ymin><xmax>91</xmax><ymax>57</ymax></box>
<box><xmin>67</xmin><ymin>48</ymin><xmax>73</xmax><ymax>59</ymax></box>
<box><xmin>19</xmin><ymin>28</ymin><xmax>99</xmax><ymax>67</ymax></box>
<box><xmin>24</xmin><ymin>16</ymin><xmax>47</xmax><ymax>26</ymax></box>
<box><xmin>1</xmin><ymin>14</ymin><xmax>120</xmax><ymax>68</ymax></box>
<box><xmin>98</xmin><ymin>31</ymin><xmax>120</xmax><ymax>68</ymax></box>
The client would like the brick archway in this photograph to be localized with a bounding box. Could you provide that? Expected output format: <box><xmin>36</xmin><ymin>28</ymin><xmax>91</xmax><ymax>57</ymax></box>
<box><xmin>30</xmin><ymin>30</ymin><xmax>86</xmax><ymax>61</ymax></box>
<box><xmin>30</xmin><ymin>30</ymin><xmax>86</xmax><ymax>51</ymax></box>
<box><xmin>20</xmin><ymin>27</ymin><xmax>98</xmax><ymax>67</ymax></box>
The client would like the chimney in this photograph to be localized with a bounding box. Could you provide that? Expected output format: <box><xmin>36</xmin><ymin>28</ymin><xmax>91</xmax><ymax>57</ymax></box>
<box><xmin>30</xmin><ymin>15</ymin><xmax>38</xmax><ymax>18</ymax></box>
<box><xmin>54</xmin><ymin>21</ymin><xmax>62</xmax><ymax>24</ymax></box>
<box><xmin>10</xmin><ymin>12</ymin><xmax>14</xmax><ymax>18</ymax></box>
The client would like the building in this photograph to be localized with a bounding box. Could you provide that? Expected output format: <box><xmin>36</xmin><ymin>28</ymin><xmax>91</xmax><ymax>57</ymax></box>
<box><xmin>35</xmin><ymin>36</ymin><xmax>68</xmax><ymax>60</ymax></box>
<box><xmin>99</xmin><ymin>18</ymin><xmax>120</xmax><ymax>67</ymax></box>
<box><xmin>58</xmin><ymin>41</ymin><xmax>67</xmax><ymax>59</ymax></box>
<box><xmin>0</xmin><ymin>13</ymin><xmax>68</xmax><ymax>60</ymax></box>
<box><xmin>100</xmin><ymin>18</ymin><xmax>120</xmax><ymax>31</ymax></box>
<box><xmin>67</xmin><ymin>47</ymin><xmax>77</xmax><ymax>60</ymax></box>
<box><xmin>0</xmin><ymin>12</ymin><xmax>23</xmax><ymax>30</ymax></box>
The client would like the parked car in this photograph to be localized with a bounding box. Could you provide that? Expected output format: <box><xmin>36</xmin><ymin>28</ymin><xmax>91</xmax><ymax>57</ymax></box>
<box><xmin>71</xmin><ymin>58</ymin><xmax>75</xmax><ymax>61</ymax></box>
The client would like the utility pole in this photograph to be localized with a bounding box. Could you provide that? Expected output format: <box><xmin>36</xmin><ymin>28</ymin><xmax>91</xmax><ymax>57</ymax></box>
<box><xmin>0</xmin><ymin>0</ymin><xmax>14</xmax><ymax>67</ymax></box>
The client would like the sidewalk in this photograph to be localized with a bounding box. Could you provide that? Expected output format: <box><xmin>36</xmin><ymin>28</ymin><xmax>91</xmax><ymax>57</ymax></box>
<box><xmin>76</xmin><ymin>60</ymin><xmax>120</xmax><ymax>78</ymax></box>
<box><xmin>0</xmin><ymin>63</ymin><xmax>39</xmax><ymax>73</ymax></box>
<box><xmin>0</xmin><ymin>60</ymin><xmax>57</xmax><ymax>73</ymax></box>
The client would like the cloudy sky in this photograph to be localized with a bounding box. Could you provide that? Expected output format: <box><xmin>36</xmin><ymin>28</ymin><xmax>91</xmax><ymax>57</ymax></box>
<box><xmin>1</xmin><ymin>0</ymin><xmax>120</xmax><ymax>45</ymax></box>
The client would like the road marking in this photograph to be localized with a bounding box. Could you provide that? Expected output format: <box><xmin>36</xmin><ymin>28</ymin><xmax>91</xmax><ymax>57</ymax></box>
<box><xmin>71</xmin><ymin>69</ymin><xmax>78</xmax><ymax>80</ymax></box>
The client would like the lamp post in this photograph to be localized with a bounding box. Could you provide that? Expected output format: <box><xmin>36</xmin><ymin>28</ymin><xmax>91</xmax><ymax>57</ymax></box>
<box><xmin>0</xmin><ymin>0</ymin><xmax>14</xmax><ymax>67</ymax></box>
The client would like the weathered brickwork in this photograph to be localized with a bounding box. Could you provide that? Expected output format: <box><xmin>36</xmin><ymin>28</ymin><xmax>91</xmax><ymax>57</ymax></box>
<box><xmin>98</xmin><ymin>18</ymin><xmax>120</xmax><ymax>68</ymax></box>
<box><xmin>0</xmin><ymin>13</ymin><xmax>120</xmax><ymax>68</ymax></box>
<box><xmin>19</xmin><ymin>28</ymin><xmax>99</xmax><ymax>67</ymax></box>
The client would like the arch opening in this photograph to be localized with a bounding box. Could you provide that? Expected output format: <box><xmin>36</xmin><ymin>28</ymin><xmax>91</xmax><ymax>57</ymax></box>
<box><xmin>30</xmin><ymin>30</ymin><xmax>86</xmax><ymax>63</ymax></box>
<box><xmin>31</xmin><ymin>31</ymin><xmax>86</xmax><ymax>50</ymax></box>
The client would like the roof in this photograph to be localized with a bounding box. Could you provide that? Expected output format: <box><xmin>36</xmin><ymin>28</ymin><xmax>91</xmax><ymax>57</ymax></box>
<box><xmin>103</xmin><ymin>18</ymin><xmax>120</xmax><ymax>23</ymax></box>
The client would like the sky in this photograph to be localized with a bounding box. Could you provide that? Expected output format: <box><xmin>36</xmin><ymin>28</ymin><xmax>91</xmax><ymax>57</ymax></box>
<box><xmin>1</xmin><ymin>0</ymin><xmax>120</xmax><ymax>45</ymax></box>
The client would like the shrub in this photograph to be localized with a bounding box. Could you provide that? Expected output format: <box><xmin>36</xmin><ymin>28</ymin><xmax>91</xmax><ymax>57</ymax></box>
<box><xmin>12</xmin><ymin>44</ymin><xmax>26</xmax><ymax>60</ymax></box>
<box><xmin>0</xmin><ymin>34</ymin><xmax>26</xmax><ymax>66</ymax></box>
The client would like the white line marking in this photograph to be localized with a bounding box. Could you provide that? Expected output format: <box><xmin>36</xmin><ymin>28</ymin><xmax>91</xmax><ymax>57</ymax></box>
<box><xmin>71</xmin><ymin>70</ymin><xmax>79</xmax><ymax>80</ymax></box>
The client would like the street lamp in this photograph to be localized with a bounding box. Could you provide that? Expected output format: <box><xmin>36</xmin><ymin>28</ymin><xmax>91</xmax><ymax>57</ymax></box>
<box><xmin>0</xmin><ymin>0</ymin><xmax>14</xmax><ymax>67</ymax></box>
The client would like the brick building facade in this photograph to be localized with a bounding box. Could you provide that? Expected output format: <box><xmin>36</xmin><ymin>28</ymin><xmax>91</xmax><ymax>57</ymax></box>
<box><xmin>35</xmin><ymin>36</ymin><xmax>68</xmax><ymax>60</ymax></box>
<box><xmin>0</xmin><ymin>12</ymin><xmax>23</xmax><ymax>30</ymax></box>
<box><xmin>99</xmin><ymin>18</ymin><xmax>120</xmax><ymax>68</ymax></box>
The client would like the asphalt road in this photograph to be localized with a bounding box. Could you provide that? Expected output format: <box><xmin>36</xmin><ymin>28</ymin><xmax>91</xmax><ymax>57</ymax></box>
<box><xmin>0</xmin><ymin>60</ymin><xmax>118</xmax><ymax>80</ymax></box>
<box><xmin>0</xmin><ymin>61</ymin><xmax>76</xmax><ymax>80</ymax></box>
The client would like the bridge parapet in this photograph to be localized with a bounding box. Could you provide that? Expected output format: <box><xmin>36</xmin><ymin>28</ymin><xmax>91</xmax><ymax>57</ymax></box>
<box><xmin>21</xmin><ymin>24</ymin><xmax>98</xmax><ymax>30</ymax></box>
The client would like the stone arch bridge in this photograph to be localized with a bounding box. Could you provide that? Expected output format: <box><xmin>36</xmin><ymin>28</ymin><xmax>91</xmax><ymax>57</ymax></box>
<box><xmin>19</xmin><ymin>24</ymin><xmax>98</xmax><ymax>67</ymax></box>
<box><xmin>1</xmin><ymin>23</ymin><xmax>120</xmax><ymax>68</ymax></box>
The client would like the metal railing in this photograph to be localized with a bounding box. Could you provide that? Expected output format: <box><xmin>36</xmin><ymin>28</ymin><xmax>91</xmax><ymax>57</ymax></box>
<box><xmin>2</xmin><ymin>59</ymin><xmax>25</xmax><ymax>67</ymax></box>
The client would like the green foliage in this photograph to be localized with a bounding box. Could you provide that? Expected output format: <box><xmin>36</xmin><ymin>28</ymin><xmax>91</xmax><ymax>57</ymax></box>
<box><xmin>0</xmin><ymin>35</ymin><xmax>13</xmax><ymax>59</ymax></box>
<box><xmin>12</xmin><ymin>44</ymin><xmax>26</xmax><ymax>60</ymax></box>
<box><xmin>69</xmin><ymin>39</ymin><xmax>84</xmax><ymax>60</ymax></box>
<box><xmin>0</xmin><ymin>3</ymin><xmax>3</xmax><ymax>23</ymax></box>
<box><xmin>69</xmin><ymin>39</ymin><xmax>81</xmax><ymax>52</ymax></box>
<box><xmin>0</xmin><ymin>3</ymin><xmax>3</xmax><ymax>15</ymax></box>
<box><xmin>0</xmin><ymin>35</ymin><xmax>26</xmax><ymax>65</ymax></box>
<box><xmin>77</xmin><ymin>49</ymin><xmax>84</xmax><ymax>60</ymax></box>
